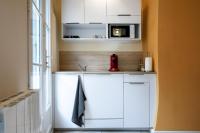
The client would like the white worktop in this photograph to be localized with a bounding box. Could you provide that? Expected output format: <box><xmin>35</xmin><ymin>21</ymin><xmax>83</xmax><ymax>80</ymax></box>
<box><xmin>54</xmin><ymin>71</ymin><xmax>156</xmax><ymax>74</ymax></box>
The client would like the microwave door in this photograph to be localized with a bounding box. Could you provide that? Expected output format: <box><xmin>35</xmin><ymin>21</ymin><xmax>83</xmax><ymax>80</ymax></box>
<box><xmin>113</xmin><ymin>28</ymin><xmax>122</xmax><ymax>37</ymax></box>
<box><xmin>109</xmin><ymin>25</ymin><xmax>130</xmax><ymax>38</ymax></box>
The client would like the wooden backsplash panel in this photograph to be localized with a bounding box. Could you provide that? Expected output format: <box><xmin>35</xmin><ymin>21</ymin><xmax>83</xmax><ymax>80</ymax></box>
<box><xmin>59</xmin><ymin>51</ymin><xmax>143</xmax><ymax>71</ymax></box>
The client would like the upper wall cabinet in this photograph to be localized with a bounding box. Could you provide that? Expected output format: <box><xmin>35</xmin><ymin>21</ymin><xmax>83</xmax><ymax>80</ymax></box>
<box><xmin>62</xmin><ymin>0</ymin><xmax>84</xmax><ymax>23</ymax></box>
<box><xmin>106</xmin><ymin>0</ymin><xmax>141</xmax><ymax>23</ymax></box>
<box><xmin>107</xmin><ymin>0</ymin><xmax>141</xmax><ymax>16</ymax></box>
<box><xmin>61</xmin><ymin>0</ymin><xmax>141</xmax><ymax>40</ymax></box>
<box><xmin>62</xmin><ymin>0</ymin><xmax>141</xmax><ymax>24</ymax></box>
<box><xmin>85</xmin><ymin>0</ymin><xmax>107</xmax><ymax>23</ymax></box>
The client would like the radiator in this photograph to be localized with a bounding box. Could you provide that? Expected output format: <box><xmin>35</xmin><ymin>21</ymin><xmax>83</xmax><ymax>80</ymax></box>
<box><xmin>0</xmin><ymin>90</ymin><xmax>40</xmax><ymax>133</ymax></box>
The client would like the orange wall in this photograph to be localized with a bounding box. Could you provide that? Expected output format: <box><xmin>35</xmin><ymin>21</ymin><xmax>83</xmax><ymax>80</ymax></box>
<box><xmin>142</xmin><ymin>0</ymin><xmax>159</xmax><ymax>72</ymax></box>
<box><xmin>142</xmin><ymin>0</ymin><xmax>159</xmax><ymax>128</ymax></box>
<box><xmin>156</xmin><ymin>0</ymin><xmax>200</xmax><ymax>130</ymax></box>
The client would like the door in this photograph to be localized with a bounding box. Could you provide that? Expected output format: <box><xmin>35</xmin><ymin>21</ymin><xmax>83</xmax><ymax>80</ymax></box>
<box><xmin>29</xmin><ymin>0</ymin><xmax>52</xmax><ymax>132</ymax></box>
<box><xmin>85</xmin><ymin>0</ymin><xmax>106</xmax><ymax>23</ymax></box>
<box><xmin>84</xmin><ymin>74</ymin><xmax>123</xmax><ymax>119</ymax></box>
<box><xmin>107</xmin><ymin>0</ymin><xmax>141</xmax><ymax>16</ymax></box>
<box><xmin>54</xmin><ymin>73</ymin><xmax>84</xmax><ymax>128</ymax></box>
<box><xmin>62</xmin><ymin>0</ymin><xmax>84</xmax><ymax>23</ymax></box>
<box><xmin>124</xmin><ymin>82</ymin><xmax>150</xmax><ymax>128</ymax></box>
<box><xmin>41</xmin><ymin>0</ymin><xmax>52</xmax><ymax>132</ymax></box>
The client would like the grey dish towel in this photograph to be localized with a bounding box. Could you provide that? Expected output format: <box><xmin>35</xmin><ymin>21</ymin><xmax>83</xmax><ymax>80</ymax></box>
<box><xmin>72</xmin><ymin>75</ymin><xmax>87</xmax><ymax>127</ymax></box>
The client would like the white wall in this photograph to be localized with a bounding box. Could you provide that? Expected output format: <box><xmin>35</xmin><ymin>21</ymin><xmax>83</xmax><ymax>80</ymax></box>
<box><xmin>0</xmin><ymin>0</ymin><xmax>28</xmax><ymax>100</ymax></box>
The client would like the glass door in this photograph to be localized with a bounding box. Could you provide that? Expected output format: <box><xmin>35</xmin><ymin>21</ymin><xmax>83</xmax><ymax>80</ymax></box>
<box><xmin>30</xmin><ymin>0</ymin><xmax>52</xmax><ymax>132</ymax></box>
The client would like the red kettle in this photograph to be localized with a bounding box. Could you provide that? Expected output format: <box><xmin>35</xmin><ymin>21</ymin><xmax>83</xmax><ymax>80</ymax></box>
<box><xmin>109</xmin><ymin>54</ymin><xmax>120</xmax><ymax>72</ymax></box>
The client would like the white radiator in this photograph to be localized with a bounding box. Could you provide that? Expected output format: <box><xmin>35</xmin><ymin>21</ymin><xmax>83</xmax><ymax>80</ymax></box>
<box><xmin>0</xmin><ymin>90</ymin><xmax>40</xmax><ymax>133</ymax></box>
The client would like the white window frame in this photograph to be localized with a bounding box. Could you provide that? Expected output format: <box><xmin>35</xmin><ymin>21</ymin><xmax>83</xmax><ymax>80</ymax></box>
<box><xmin>28</xmin><ymin>0</ymin><xmax>52</xmax><ymax>132</ymax></box>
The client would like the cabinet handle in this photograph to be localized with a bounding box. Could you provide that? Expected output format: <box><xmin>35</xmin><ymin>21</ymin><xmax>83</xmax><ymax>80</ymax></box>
<box><xmin>85</xmin><ymin>73</ymin><xmax>112</xmax><ymax>75</ymax></box>
<box><xmin>66</xmin><ymin>22</ymin><xmax>80</xmax><ymax>24</ymax></box>
<box><xmin>128</xmin><ymin>82</ymin><xmax>145</xmax><ymax>85</ymax></box>
<box><xmin>118</xmin><ymin>14</ymin><xmax>131</xmax><ymax>16</ymax></box>
<box><xmin>127</xmin><ymin>73</ymin><xmax>144</xmax><ymax>75</ymax></box>
<box><xmin>89</xmin><ymin>22</ymin><xmax>103</xmax><ymax>24</ymax></box>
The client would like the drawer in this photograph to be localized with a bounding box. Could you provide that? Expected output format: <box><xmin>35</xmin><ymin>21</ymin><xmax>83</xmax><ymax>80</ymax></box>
<box><xmin>85</xmin><ymin>119</ymin><xmax>123</xmax><ymax>128</ymax></box>
<box><xmin>124</xmin><ymin>74</ymin><xmax>149</xmax><ymax>83</ymax></box>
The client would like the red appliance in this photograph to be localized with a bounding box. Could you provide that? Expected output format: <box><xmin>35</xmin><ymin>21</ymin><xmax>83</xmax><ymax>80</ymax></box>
<box><xmin>109</xmin><ymin>54</ymin><xmax>120</xmax><ymax>72</ymax></box>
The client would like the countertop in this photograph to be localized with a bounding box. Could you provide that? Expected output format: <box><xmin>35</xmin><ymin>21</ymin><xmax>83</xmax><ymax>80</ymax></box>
<box><xmin>53</xmin><ymin>71</ymin><xmax>156</xmax><ymax>75</ymax></box>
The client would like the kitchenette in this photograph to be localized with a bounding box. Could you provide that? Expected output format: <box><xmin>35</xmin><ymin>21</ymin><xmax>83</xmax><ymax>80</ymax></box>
<box><xmin>53</xmin><ymin>0</ymin><xmax>157</xmax><ymax>133</ymax></box>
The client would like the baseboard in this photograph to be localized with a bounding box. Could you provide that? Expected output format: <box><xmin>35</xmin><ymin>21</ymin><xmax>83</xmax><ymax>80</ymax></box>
<box><xmin>154</xmin><ymin>131</ymin><xmax>200</xmax><ymax>133</ymax></box>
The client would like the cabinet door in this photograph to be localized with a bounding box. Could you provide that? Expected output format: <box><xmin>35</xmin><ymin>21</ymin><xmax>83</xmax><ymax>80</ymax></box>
<box><xmin>84</xmin><ymin>74</ymin><xmax>123</xmax><ymax>119</ymax></box>
<box><xmin>107</xmin><ymin>0</ymin><xmax>141</xmax><ymax>16</ymax></box>
<box><xmin>4</xmin><ymin>105</ymin><xmax>17</xmax><ymax>133</ymax></box>
<box><xmin>54</xmin><ymin>73</ymin><xmax>83</xmax><ymax>128</ymax></box>
<box><xmin>85</xmin><ymin>0</ymin><xmax>106</xmax><ymax>23</ymax></box>
<box><xmin>124</xmin><ymin>82</ymin><xmax>150</xmax><ymax>128</ymax></box>
<box><xmin>62</xmin><ymin>0</ymin><xmax>84</xmax><ymax>23</ymax></box>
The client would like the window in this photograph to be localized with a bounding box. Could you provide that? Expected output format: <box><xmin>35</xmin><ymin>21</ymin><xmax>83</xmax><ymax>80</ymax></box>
<box><xmin>31</xmin><ymin>0</ymin><xmax>42</xmax><ymax>90</ymax></box>
<box><xmin>29</xmin><ymin>0</ymin><xmax>52</xmax><ymax>131</ymax></box>
<box><xmin>43</xmin><ymin>0</ymin><xmax>51</xmax><ymax>110</ymax></box>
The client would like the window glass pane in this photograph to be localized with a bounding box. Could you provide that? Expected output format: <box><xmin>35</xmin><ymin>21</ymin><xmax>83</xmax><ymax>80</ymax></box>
<box><xmin>44</xmin><ymin>68</ymin><xmax>51</xmax><ymax>110</ymax></box>
<box><xmin>32</xmin><ymin>4</ymin><xmax>41</xmax><ymax>64</ymax></box>
<box><xmin>32</xmin><ymin>65</ymin><xmax>41</xmax><ymax>89</ymax></box>
<box><xmin>45</xmin><ymin>0</ymin><xmax>50</xmax><ymax>26</ymax></box>
<box><xmin>33</xmin><ymin>0</ymin><xmax>40</xmax><ymax>10</ymax></box>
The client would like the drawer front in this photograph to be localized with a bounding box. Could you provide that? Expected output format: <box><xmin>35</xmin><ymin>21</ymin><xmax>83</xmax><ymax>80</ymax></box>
<box><xmin>85</xmin><ymin>119</ymin><xmax>123</xmax><ymax>128</ymax></box>
<box><xmin>124</xmin><ymin>74</ymin><xmax>149</xmax><ymax>83</ymax></box>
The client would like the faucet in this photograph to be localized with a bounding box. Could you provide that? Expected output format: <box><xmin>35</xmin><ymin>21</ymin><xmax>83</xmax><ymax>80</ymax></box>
<box><xmin>78</xmin><ymin>64</ymin><xmax>87</xmax><ymax>71</ymax></box>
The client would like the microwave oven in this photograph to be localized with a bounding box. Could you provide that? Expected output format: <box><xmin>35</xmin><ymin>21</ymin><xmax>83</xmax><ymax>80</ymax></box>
<box><xmin>108</xmin><ymin>24</ymin><xmax>136</xmax><ymax>39</ymax></box>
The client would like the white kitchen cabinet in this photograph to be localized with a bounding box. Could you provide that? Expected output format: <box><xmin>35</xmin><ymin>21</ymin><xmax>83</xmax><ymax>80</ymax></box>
<box><xmin>83</xmin><ymin>74</ymin><xmax>123</xmax><ymax>120</ymax></box>
<box><xmin>107</xmin><ymin>0</ymin><xmax>141</xmax><ymax>16</ymax></box>
<box><xmin>4</xmin><ymin>105</ymin><xmax>17</xmax><ymax>133</ymax></box>
<box><xmin>106</xmin><ymin>0</ymin><xmax>141</xmax><ymax>23</ymax></box>
<box><xmin>124</xmin><ymin>82</ymin><xmax>150</xmax><ymax>128</ymax></box>
<box><xmin>85</xmin><ymin>0</ymin><xmax>106</xmax><ymax>23</ymax></box>
<box><xmin>54</xmin><ymin>73</ymin><xmax>84</xmax><ymax>128</ymax></box>
<box><xmin>62</xmin><ymin>0</ymin><xmax>84</xmax><ymax>23</ymax></box>
<box><xmin>53</xmin><ymin>72</ymin><xmax>156</xmax><ymax>129</ymax></box>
